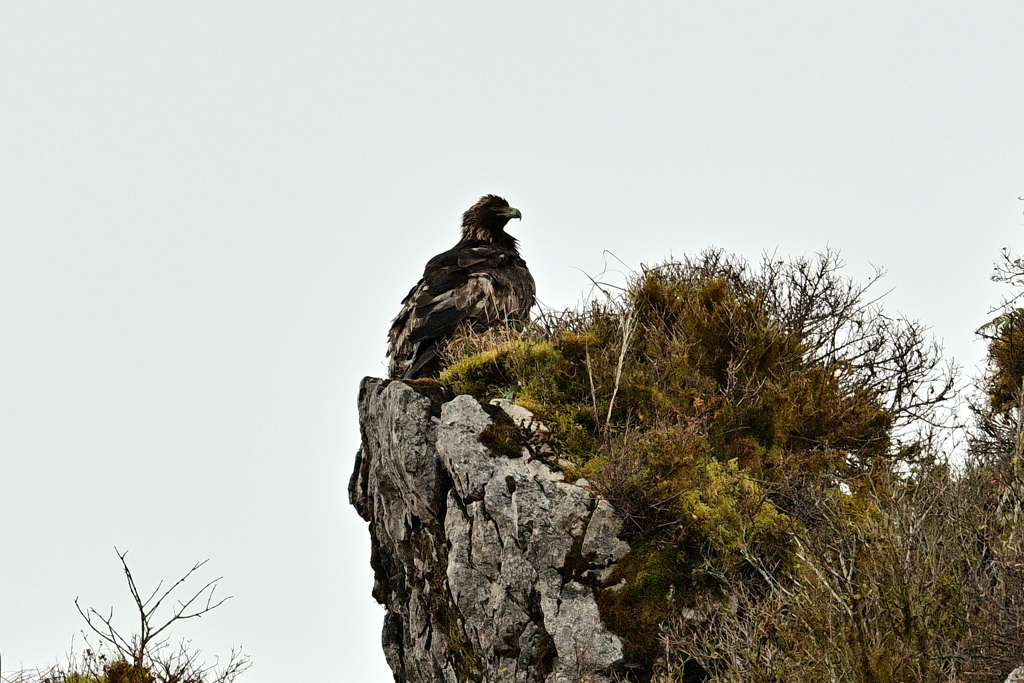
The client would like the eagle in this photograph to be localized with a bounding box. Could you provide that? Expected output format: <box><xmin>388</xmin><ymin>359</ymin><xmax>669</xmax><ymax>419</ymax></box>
<box><xmin>387</xmin><ymin>195</ymin><xmax>536</xmax><ymax>379</ymax></box>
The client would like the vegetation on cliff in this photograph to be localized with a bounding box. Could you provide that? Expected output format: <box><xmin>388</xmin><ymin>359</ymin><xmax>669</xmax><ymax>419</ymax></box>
<box><xmin>436</xmin><ymin>247</ymin><xmax>1024</xmax><ymax>682</ymax></box>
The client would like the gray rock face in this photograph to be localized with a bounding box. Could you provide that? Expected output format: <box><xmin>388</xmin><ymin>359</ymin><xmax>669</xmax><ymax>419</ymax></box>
<box><xmin>350</xmin><ymin>378</ymin><xmax>631</xmax><ymax>683</ymax></box>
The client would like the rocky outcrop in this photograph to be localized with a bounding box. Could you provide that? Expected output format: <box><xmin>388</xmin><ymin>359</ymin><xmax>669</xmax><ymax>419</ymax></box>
<box><xmin>350</xmin><ymin>378</ymin><xmax>631</xmax><ymax>683</ymax></box>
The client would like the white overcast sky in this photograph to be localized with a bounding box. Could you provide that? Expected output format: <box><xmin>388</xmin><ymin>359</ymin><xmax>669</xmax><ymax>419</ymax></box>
<box><xmin>1</xmin><ymin>3</ymin><xmax>1022</xmax><ymax>682</ymax></box>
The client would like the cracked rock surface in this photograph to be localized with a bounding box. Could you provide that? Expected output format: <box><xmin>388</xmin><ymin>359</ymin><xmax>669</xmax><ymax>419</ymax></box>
<box><xmin>350</xmin><ymin>378</ymin><xmax>630</xmax><ymax>683</ymax></box>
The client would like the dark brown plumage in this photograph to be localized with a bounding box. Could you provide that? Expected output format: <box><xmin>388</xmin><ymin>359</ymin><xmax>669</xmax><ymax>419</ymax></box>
<box><xmin>387</xmin><ymin>195</ymin><xmax>535</xmax><ymax>379</ymax></box>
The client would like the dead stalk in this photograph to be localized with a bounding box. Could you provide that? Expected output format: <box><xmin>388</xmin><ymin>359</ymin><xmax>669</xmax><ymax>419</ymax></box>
<box><xmin>585</xmin><ymin>344</ymin><xmax>600</xmax><ymax>426</ymax></box>
<box><xmin>606</xmin><ymin>307</ymin><xmax>636</xmax><ymax>430</ymax></box>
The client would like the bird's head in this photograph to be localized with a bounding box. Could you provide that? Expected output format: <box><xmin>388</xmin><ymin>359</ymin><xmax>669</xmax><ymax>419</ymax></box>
<box><xmin>460</xmin><ymin>195</ymin><xmax>522</xmax><ymax>245</ymax></box>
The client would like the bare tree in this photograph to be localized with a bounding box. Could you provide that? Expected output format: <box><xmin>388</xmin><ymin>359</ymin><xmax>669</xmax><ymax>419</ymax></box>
<box><xmin>73</xmin><ymin>548</ymin><xmax>250</xmax><ymax>683</ymax></box>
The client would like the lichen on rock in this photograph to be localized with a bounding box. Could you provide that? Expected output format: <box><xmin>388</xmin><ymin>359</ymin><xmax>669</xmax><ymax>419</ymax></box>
<box><xmin>351</xmin><ymin>378</ymin><xmax>631</xmax><ymax>683</ymax></box>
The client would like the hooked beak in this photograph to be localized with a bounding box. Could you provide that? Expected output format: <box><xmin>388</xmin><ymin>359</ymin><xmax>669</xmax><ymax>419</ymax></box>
<box><xmin>501</xmin><ymin>207</ymin><xmax>522</xmax><ymax>220</ymax></box>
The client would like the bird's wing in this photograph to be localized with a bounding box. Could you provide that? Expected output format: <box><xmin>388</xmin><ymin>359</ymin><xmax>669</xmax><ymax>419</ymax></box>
<box><xmin>387</xmin><ymin>242</ymin><xmax>522</xmax><ymax>378</ymax></box>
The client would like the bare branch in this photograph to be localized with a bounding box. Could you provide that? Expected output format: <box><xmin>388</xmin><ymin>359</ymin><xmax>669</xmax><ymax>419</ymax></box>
<box><xmin>73</xmin><ymin>549</ymin><xmax>243</xmax><ymax>681</ymax></box>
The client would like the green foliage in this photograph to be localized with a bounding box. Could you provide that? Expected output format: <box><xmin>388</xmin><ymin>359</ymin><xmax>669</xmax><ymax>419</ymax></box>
<box><xmin>440</xmin><ymin>252</ymin><xmax>931</xmax><ymax>478</ymax></box>
<box><xmin>633</xmin><ymin>237</ymin><xmax>1024</xmax><ymax>682</ymax></box>
<box><xmin>974</xmin><ymin>243</ymin><xmax>1024</xmax><ymax>466</ymax></box>
<box><xmin>978</xmin><ymin>243</ymin><xmax>1024</xmax><ymax>418</ymax></box>
<box><xmin>598</xmin><ymin>544</ymin><xmax>701</xmax><ymax>667</ymax></box>
<box><xmin>977</xmin><ymin>308</ymin><xmax>1024</xmax><ymax>414</ymax></box>
<box><xmin>658</xmin><ymin>462</ymin><xmax>1024</xmax><ymax>683</ymax></box>
<box><xmin>438</xmin><ymin>249</ymin><xmax>954</xmax><ymax>675</ymax></box>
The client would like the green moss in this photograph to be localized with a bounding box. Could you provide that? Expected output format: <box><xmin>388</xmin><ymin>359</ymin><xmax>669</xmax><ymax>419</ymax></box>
<box><xmin>597</xmin><ymin>544</ymin><xmax>709</xmax><ymax>670</ymax></box>
<box><xmin>477</xmin><ymin>417</ymin><xmax>526</xmax><ymax>458</ymax></box>
<box><xmin>400</xmin><ymin>378</ymin><xmax>452</xmax><ymax>415</ymax></box>
<box><xmin>439</xmin><ymin>347</ymin><xmax>512</xmax><ymax>399</ymax></box>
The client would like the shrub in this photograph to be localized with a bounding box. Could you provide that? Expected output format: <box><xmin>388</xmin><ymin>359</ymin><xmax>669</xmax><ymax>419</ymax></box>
<box><xmin>7</xmin><ymin>551</ymin><xmax>249</xmax><ymax>683</ymax></box>
<box><xmin>437</xmin><ymin>249</ymin><xmax>956</xmax><ymax>676</ymax></box>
